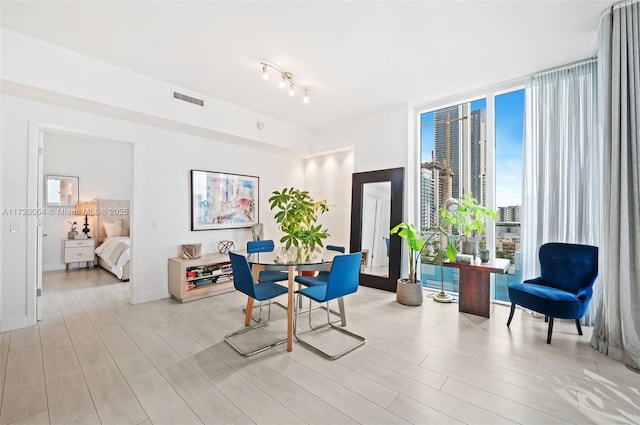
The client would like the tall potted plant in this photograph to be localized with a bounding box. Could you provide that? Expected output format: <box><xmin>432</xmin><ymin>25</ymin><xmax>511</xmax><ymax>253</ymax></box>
<box><xmin>390</xmin><ymin>222</ymin><xmax>456</xmax><ymax>305</ymax></box>
<box><xmin>440</xmin><ymin>193</ymin><xmax>496</xmax><ymax>257</ymax></box>
<box><xmin>268</xmin><ymin>187</ymin><xmax>330</xmax><ymax>260</ymax></box>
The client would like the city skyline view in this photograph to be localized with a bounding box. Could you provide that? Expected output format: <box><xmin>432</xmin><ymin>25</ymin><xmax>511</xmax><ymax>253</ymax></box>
<box><xmin>419</xmin><ymin>90</ymin><xmax>525</xmax><ymax>300</ymax></box>
<box><xmin>420</xmin><ymin>89</ymin><xmax>524</xmax><ymax>209</ymax></box>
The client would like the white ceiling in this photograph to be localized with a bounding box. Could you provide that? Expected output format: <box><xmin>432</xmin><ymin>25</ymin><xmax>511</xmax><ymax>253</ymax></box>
<box><xmin>1</xmin><ymin>1</ymin><xmax>615</xmax><ymax>129</ymax></box>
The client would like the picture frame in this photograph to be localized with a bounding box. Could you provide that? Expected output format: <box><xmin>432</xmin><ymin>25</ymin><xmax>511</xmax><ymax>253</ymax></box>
<box><xmin>190</xmin><ymin>170</ymin><xmax>259</xmax><ymax>231</ymax></box>
<box><xmin>46</xmin><ymin>175</ymin><xmax>79</xmax><ymax>207</ymax></box>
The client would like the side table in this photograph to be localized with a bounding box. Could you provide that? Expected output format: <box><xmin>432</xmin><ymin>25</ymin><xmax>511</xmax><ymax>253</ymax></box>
<box><xmin>64</xmin><ymin>239</ymin><xmax>95</xmax><ymax>271</ymax></box>
<box><xmin>443</xmin><ymin>258</ymin><xmax>510</xmax><ymax>318</ymax></box>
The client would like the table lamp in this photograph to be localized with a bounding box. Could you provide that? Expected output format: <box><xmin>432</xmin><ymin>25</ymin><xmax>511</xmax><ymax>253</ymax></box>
<box><xmin>75</xmin><ymin>201</ymin><xmax>97</xmax><ymax>238</ymax></box>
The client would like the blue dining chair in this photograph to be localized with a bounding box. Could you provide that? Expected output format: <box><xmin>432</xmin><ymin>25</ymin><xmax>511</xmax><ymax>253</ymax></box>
<box><xmin>247</xmin><ymin>240</ymin><xmax>288</xmax><ymax>283</ymax></box>
<box><xmin>507</xmin><ymin>242</ymin><xmax>598</xmax><ymax>344</ymax></box>
<box><xmin>294</xmin><ymin>244</ymin><xmax>346</xmax><ymax>324</ymax></box>
<box><xmin>294</xmin><ymin>244</ymin><xmax>345</xmax><ymax>286</ymax></box>
<box><xmin>244</xmin><ymin>239</ymin><xmax>289</xmax><ymax>321</ymax></box>
<box><xmin>224</xmin><ymin>251</ymin><xmax>288</xmax><ymax>356</ymax></box>
<box><xmin>294</xmin><ymin>252</ymin><xmax>365</xmax><ymax>360</ymax></box>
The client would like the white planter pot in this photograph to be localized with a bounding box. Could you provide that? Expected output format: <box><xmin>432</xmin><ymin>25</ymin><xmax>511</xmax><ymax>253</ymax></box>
<box><xmin>396</xmin><ymin>278</ymin><xmax>423</xmax><ymax>306</ymax></box>
<box><xmin>461</xmin><ymin>240</ymin><xmax>479</xmax><ymax>256</ymax></box>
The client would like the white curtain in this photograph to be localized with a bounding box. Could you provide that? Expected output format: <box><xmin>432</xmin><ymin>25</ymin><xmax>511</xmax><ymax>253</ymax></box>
<box><xmin>591</xmin><ymin>0</ymin><xmax>640</xmax><ymax>372</ymax></box>
<box><xmin>521</xmin><ymin>60</ymin><xmax>600</xmax><ymax>323</ymax></box>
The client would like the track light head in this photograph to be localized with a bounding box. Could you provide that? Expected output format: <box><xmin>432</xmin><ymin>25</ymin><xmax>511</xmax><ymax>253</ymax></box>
<box><xmin>260</xmin><ymin>61</ymin><xmax>310</xmax><ymax>103</ymax></box>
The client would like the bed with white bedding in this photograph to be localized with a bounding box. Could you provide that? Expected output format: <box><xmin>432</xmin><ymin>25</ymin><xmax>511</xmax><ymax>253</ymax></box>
<box><xmin>95</xmin><ymin>236</ymin><xmax>130</xmax><ymax>280</ymax></box>
<box><xmin>94</xmin><ymin>199</ymin><xmax>131</xmax><ymax>281</ymax></box>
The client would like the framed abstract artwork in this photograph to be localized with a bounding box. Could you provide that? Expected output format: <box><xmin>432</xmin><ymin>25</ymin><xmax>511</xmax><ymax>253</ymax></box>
<box><xmin>190</xmin><ymin>170</ymin><xmax>259</xmax><ymax>230</ymax></box>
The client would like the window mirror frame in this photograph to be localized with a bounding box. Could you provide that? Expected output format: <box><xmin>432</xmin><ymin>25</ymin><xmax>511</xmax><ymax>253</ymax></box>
<box><xmin>350</xmin><ymin>167</ymin><xmax>404</xmax><ymax>292</ymax></box>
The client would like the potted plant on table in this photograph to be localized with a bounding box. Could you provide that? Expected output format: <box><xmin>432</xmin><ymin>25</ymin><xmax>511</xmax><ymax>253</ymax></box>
<box><xmin>67</xmin><ymin>220</ymin><xmax>78</xmax><ymax>239</ymax></box>
<box><xmin>268</xmin><ymin>187</ymin><xmax>330</xmax><ymax>262</ymax></box>
<box><xmin>439</xmin><ymin>192</ymin><xmax>496</xmax><ymax>259</ymax></box>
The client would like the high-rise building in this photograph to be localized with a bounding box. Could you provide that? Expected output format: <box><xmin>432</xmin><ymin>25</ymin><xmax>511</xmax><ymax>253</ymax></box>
<box><xmin>421</xmin><ymin>103</ymin><xmax>489</xmax><ymax>233</ymax></box>
<box><xmin>433</xmin><ymin>103</ymin><xmax>488</xmax><ymax>207</ymax></box>
<box><xmin>470</xmin><ymin>108</ymin><xmax>487</xmax><ymax>206</ymax></box>
<box><xmin>433</xmin><ymin>104</ymin><xmax>469</xmax><ymax>205</ymax></box>
<box><xmin>498</xmin><ymin>205</ymin><xmax>521</xmax><ymax>222</ymax></box>
<box><xmin>420</xmin><ymin>164</ymin><xmax>440</xmax><ymax>230</ymax></box>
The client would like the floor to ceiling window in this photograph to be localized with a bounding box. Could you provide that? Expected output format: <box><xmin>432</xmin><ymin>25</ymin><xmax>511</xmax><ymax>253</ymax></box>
<box><xmin>493</xmin><ymin>89</ymin><xmax>524</xmax><ymax>302</ymax></box>
<box><xmin>419</xmin><ymin>88</ymin><xmax>524</xmax><ymax>299</ymax></box>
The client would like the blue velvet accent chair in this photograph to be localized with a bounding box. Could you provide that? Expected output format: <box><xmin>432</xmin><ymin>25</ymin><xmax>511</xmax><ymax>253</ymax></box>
<box><xmin>507</xmin><ymin>242</ymin><xmax>598</xmax><ymax>344</ymax></box>
<box><xmin>224</xmin><ymin>251</ymin><xmax>288</xmax><ymax>356</ymax></box>
<box><xmin>294</xmin><ymin>252</ymin><xmax>365</xmax><ymax>360</ymax></box>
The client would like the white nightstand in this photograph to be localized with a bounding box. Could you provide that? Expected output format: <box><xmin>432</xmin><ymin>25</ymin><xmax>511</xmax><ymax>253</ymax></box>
<box><xmin>64</xmin><ymin>239</ymin><xmax>95</xmax><ymax>271</ymax></box>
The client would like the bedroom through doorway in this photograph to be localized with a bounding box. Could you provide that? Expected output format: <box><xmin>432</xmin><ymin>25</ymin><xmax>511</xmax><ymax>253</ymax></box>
<box><xmin>37</xmin><ymin>129</ymin><xmax>133</xmax><ymax>321</ymax></box>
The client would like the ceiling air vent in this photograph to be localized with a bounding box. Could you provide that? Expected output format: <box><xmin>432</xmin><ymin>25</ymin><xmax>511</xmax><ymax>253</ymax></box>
<box><xmin>171</xmin><ymin>90</ymin><xmax>205</xmax><ymax>107</ymax></box>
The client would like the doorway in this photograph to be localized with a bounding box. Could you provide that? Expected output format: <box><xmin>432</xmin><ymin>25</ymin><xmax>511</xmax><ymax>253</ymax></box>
<box><xmin>32</xmin><ymin>126</ymin><xmax>134</xmax><ymax>320</ymax></box>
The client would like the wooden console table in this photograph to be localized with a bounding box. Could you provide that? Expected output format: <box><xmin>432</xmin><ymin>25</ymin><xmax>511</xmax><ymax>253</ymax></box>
<box><xmin>443</xmin><ymin>258</ymin><xmax>510</xmax><ymax>318</ymax></box>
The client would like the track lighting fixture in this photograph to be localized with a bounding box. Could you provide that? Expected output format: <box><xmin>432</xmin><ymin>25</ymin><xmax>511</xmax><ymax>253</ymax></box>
<box><xmin>260</xmin><ymin>61</ymin><xmax>310</xmax><ymax>104</ymax></box>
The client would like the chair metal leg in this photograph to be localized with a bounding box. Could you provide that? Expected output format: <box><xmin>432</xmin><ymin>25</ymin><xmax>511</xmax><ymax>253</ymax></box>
<box><xmin>294</xmin><ymin>293</ymin><xmax>364</xmax><ymax>360</ymax></box>
<box><xmin>243</xmin><ymin>298</ymin><xmax>287</xmax><ymax>323</ymax></box>
<box><xmin>336</xmin><ymin>297</ymin><xmax>347</xmax><ymax>326</ymax></box>
<box><xmin>316</xmin><ymin>298</ymin><xmax>345</xmax><ymax>325</ymax></box>
<box><xmin>297</xmin><ymin>298</ymin><xmax>344</xmax><ymax>325</ymax></box>
<box><xmin>226</xmin><ymin>301</ymin><xmax>286</xmax><ymax>356</ymax></box>
<box><xmin>546</xmin><ymin>317</ymin><xmax>554</xmax><ymax>344</ymax></box>
<box><xmin>506</xmin><ymin>303</ymin><xmax>516</xmax><ymax>326</ymax></box>
<box><xmin>575</xmin><ymin>319</ymin><xmax>583</xmax><ymax>335</ymax></box>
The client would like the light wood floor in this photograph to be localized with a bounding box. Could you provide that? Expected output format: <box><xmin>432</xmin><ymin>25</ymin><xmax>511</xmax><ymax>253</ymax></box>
<box><xmin>0</xmin><ymin>268</ymin><xmax>638</xmax><ymax>425</ymax></box>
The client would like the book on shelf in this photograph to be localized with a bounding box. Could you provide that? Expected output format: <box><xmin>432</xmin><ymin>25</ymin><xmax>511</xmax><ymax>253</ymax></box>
<box><xmin>217</xmin><ymin>273</ymin><xmax>231</xmax><ymax>282</ymax></box>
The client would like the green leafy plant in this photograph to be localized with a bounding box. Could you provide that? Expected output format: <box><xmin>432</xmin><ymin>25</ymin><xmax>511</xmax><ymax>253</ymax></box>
<box><xmin>423</xmin><ymin>229</ymin><xmax>458</xmax><ymax>266</ymax></box>
<box><xmin>439</xmin><ymin>192</ymin><xmax>496</xmax><ymax>241</ymax></box>
<box><xmin>268</xmin><ymin>187</ymin><xmax>330</xmax><ymax>251</ymax></box>
<box><xmin>391</xmin><ymin>222</ymin><xmax>458</xmax><ymax>284</ymax></box>
<box><xmin>390</xmin><ymin>222</ymin><xmax>458</xmax><ymax>283</ymax></box>
<box><xmin>68</xmin><ymin>220</ymin><xmax>77</xmax><ymax>232</ymax></box>
<box><xmin>390</xmin><ymin>222</ymin><xmax>424</xmax><ymax>283</ymax></box>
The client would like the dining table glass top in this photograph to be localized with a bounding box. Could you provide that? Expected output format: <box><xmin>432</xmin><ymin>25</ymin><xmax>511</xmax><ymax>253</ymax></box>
<box><xmin>246</xmin><ymin>245</ymin><xmax>340</xmax><ymax>267</ymax></box>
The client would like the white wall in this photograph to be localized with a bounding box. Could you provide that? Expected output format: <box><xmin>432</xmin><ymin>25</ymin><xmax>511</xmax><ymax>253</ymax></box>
<box><xmin>1</xmin><ymin>29</ymin><xmax>311</xmax><ymax>154</ymax></box>
<box><xmin>0</xmin><ymin>94</ymin><xmax>308</xmax><ymax>331</ymax></box>
<box><xmin>311</xmin><ymin>104</ymin><xmax>413</xmax><ymax>275</ymax></box>
<box><xmin>311</xmin><ymin>104</ymin><xmax>410</xmax><ymax>173</ymax></box>
<box><xmin>304</xmin><ymin>150</ymin><xmax>354</xmax><ymax>250</ymax></box>
<box><xmin>0</xmin><ymin>27</ymin><xmax>409</xmax><ymax>332</ymax></box>
<box><xmin>42</xmin><ymin>132</ymin><xmax>133</xmax><ymax>270</ymax></box>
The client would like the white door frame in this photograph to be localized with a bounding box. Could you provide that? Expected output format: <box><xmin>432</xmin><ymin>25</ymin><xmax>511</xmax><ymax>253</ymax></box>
<box><xmin>27</xmin><ymin>121</ymin><xmax>135</xmax><ymax>322</ymax></box>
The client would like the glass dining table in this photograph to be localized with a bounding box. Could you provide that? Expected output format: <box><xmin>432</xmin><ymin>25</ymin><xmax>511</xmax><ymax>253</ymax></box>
<box><xmin>245</xmin><ymin>247</ymin><xmax>342</xmax><ymax>351</ymax></box>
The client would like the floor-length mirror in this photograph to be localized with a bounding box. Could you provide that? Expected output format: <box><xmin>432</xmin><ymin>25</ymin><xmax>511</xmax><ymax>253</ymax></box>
<box><xmin>350</xmin><ymin>167</ymin><xmax>404</xmax><ymax>292</ymax></box>
<box><xmin>361</xmin><ymin>182</ymin><xmax>391</xmax><ymax>277</ymax></box>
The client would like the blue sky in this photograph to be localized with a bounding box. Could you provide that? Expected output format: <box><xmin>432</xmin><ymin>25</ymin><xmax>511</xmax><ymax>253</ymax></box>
<box><xmin>420</xmin><ymin>89</ymin><xmax>524</xmax><ymax>207</ymax></box>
